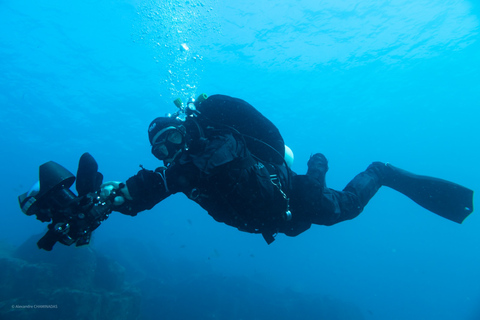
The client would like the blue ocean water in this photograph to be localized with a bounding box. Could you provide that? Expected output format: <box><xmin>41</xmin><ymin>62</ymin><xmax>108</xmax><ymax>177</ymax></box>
<box><xmin>1</xmin><ymin>0</ymin><xmax>479</xmax><ymax>319</ymax></box>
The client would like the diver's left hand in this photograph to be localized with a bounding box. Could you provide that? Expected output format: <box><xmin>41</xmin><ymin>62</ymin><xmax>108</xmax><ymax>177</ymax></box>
<box><xmin>100</xmin><ymin>181</ymin><xmax>132</xmax><ymax>206</ymax></box>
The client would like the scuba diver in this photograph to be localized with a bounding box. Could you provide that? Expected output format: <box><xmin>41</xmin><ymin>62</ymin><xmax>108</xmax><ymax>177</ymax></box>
<box><xmin>19</xmin><ymin>94</ymin><xmax>474</xmax><ymax>249</ymax></box>
<box><xmin>100</xmin><ymin>94</ymin><xmax>474</xmax><ymax>243</ymax></box>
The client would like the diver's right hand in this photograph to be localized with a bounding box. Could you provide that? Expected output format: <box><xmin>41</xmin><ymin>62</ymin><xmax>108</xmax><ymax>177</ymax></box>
<box><xmin>100</xmin><ymin>181</ymin><xmax>133</xmax><ymax>206</ymax></box>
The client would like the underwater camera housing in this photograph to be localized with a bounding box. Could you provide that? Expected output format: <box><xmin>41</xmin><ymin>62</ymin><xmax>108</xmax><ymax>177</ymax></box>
<box><xmin>18</xmin><ymin>153</ymin><xmax>114</xmax><ymax>251</ymax></box>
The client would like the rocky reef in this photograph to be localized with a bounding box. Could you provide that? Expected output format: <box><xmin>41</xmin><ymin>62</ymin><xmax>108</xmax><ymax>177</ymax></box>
<box><xmin>0</xmin><ymin>235</ymin><xmax>140</xmax><ymax>320</ymax></box>
<box><xmin>1</xmin><ymin>235</ymin><xmax>365</xmax><ymax>320</ymax></box>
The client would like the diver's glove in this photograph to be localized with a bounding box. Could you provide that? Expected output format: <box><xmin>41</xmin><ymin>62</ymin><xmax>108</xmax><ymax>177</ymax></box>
<box><xmin>100</xmin><ymin>181</ymin><xmax>132</xmax><ymax>206</ymax></box>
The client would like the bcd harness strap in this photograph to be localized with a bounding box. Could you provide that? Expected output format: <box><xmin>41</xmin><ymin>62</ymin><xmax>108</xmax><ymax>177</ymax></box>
<box><xmin>262</xmin><ymin>163</ymin><xmax>292</xmax><ymax>245</ymax></box>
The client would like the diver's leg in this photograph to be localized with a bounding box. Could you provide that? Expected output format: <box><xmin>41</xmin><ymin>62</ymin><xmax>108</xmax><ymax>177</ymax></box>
<box><xmin>316</xmin><ymin>164</ymin><xmax>384</xmax><ymax>225</ymax></box>
<box><xmin>306</xmin><ymin>153</ymin><xmax>329</xmax><ymax>187</ymax></box>
<box><xmin>309</xmin><ymin>161</ymin><xmax>474</xmax><ymax>227</ymax></box>
<box><xmin>304</xmin><ymin>155</ymin><xmax>383</xmax><ymax>226</ymax></box>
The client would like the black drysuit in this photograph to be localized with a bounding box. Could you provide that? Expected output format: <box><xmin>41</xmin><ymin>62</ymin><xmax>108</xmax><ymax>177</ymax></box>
<box><xmin>116</xmin><ymin>95</ymin><xmax>474</xmax><ymax>243</ymax></box>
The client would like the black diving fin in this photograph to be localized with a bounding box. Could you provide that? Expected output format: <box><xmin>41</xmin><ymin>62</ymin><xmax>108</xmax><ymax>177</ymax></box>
<box><xmin>383</xmin><ymin>164</ymin><xmax>474</xmax><ymax>223</ymax></box>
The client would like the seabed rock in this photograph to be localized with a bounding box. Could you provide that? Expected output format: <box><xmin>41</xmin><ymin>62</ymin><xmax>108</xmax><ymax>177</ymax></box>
<box><xmin>0</xmin><ymin>235</ymin><xmax>140</xmax><ymax>320</ymax></box>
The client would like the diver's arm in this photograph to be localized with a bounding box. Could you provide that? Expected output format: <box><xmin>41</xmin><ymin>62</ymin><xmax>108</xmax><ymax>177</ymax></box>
<box><xmin>102</xmin><ymin>167</ymin><xmax>172</xmax><ymax>216</ymax></box>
